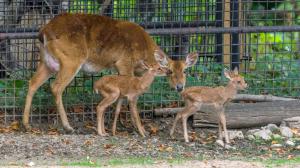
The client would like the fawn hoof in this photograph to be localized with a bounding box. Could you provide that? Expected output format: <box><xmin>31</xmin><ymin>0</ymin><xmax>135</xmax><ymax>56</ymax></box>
<box><xmin>216</xmin><ymin>139</ymin><xmax>225</xmax><ymax>147</ymax></box>
<box><xmin>224</xmin><ymin>144</ymin><xmax>236</xmax><ymax>150</ymax></box>
<box><xmin>98</xmin><ymin>131</ymin><xmax>109</xmax><ymax>137</ymax></box>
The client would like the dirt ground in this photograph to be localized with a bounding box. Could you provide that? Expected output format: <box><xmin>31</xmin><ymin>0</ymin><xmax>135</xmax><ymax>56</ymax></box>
<box><xmin>0</xmin><ymin>117</ymin><xmax>299</xmax><ymax>167</ymax></box>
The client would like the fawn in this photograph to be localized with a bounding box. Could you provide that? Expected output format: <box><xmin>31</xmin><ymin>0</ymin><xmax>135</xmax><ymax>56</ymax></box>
<box><xmin>170</xmin><ymin>67</ymin><xmax>247</xmax><ymax>144</ymax></box>
<box><xmin>93</xmin><ymin>57</ymin><xmax>165</xmax><ymax>137</ymax></box>
<box><xmin>23</xmin><ymin>13</ymin><xmax>198</xmax><ymax>132</ymax></box>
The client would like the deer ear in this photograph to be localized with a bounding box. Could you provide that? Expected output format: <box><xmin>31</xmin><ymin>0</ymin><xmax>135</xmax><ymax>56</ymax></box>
<box><xmin>233</xmin><ymin>66</ymin><xmax>239</xmax><ymax>75</ymax></box>
<box><xmin>224</xmin><ymin>68</ymin><xmax>231</xmax><ymax>80</ymax></box>
<box><xmin>154</xmin><ymin>49</ymin><xmax>169</xmax><ymax>68</ymax></box>
<box><xmin>185</xmin><ymin>52</ymin><xmax>198</xmax><ymax>67</ymax></box>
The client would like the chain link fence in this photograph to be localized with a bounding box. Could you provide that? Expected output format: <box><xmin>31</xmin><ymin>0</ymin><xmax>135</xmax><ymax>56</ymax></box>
<box><xmin>0</xmin><ymin>0</ymin><xmax>299</xmax><ymax>126</ymax></box>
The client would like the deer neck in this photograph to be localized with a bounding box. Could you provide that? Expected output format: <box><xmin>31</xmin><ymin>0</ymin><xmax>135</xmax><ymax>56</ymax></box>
<box><xmin>138</xmin><ymin>71</ymin><xmax>156</xmax><ymax>90</ymax></box>
<box><xmin>225</xmin><ymin>82</ymin><xmax>238</xmax><ymax>100</ymax></box>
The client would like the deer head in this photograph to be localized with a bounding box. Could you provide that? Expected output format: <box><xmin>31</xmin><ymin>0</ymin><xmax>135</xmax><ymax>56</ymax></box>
<box><xmin>154</xmin><ymin>49</ymin><xmax>198</xmax><ymax>92</ymax></box>
<box><xmin>224</xmin><ymin>67</ymin><xmax>248</xmax><ymax>90</ymax></box>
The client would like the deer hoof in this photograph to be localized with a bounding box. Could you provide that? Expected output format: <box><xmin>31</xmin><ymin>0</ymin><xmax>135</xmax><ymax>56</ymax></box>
<box><xmin>64</xmin><ymin>126</ymin><xmax>75</xmax><ymax>133</ymax></box>
<box><xmin>24</xmin><ymin>124</ymin><xmax>32</xmax><ymax>132</ymax></box>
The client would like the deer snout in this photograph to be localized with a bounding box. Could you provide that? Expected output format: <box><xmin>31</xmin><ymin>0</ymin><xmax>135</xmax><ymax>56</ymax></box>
<box><xmin>175</xmin><ymin>84</ymin><xmax>184</xmax><ymax>92</ymax></box>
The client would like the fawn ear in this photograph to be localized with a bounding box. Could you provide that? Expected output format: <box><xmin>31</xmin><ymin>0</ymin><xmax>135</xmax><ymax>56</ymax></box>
<box><xmin>224</xmin><ymin>68</ymin><xmax>232</xmax><ymax>80</ymax></box>
<box><xmin>139</xmin><ymin>60</ymin><xmax>150</xmax><ymax>70</ymax></box>
<box><xmin>154</xmin><ymin>49</ymin><xmax>169</xmax><ymax>68</ymax></box>
<box><xmin>185</xmin><ymin>52</ymin><xmax>198</xmax><ymax>67</ymax></box>
<box><xmin>233</xmin><ymin>66</ymin><xmax>239</xmax><ymax>75</ymax></box>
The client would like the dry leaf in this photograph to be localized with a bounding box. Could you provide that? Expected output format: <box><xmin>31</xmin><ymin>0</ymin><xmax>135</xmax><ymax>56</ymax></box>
<box><xmin>45</xmin><ymin>147</ymin><xmax>54</xmax><ymax>155</ymax></box>
<box><xmin>165</xmin><ymin>146</ymin><xmax>173</xmax><ymax>152</ymax></box>
<box><xmin>158</xmin><ymin>144</ymin><xmax>165</xmax><ymax>152</ymax></box>
<box><xmin>287</xmin><ymin>154</ymin><xmax>295</xmax><ymax>160</ymax></box>
<box><xmin>84</xmin><ymin>140</ymin><xmax>93</xmax><ymax>146</ymax></box>
<box><xmin>291</xmin><ymin>128</ymin><xmax>300</xmax><ymax>136</ymax></box>
<box><xmin>190</xmin><ymin>132</ymin><xmax>196</xmax><ymax>142</ymax></box>
<box><xmin>103</xmin><ymin>144</ymin><xmax>114</xmax><ymax>149</ymax></box>
<box><xmin>47</xmin><ymin>128</ymin><xmax>59</xmax><ymax>135</ymax></box>
<box><xmin>0</xmin><ymin>127</ymin><xmax>11</xmax><ymax>133</ymax></box>
<box><xmin>148</xmin><ymin>124</ymin><xmax>158</xmax><ymax>136</ymax></box>
<box><xmin>73</xmin><ymin>105</ymin><xmax>84</xmax><ymax>113</ymax></box>
<box><xmin>182</xmin><ymin>152</ymin><xmax>193</xmax><ymax>158</ymax></box>
<box><xmin>31</xmin><ymin>128</ymin><xmax>41</xmax><ymax>134</ymax></box>
<box><xmin>9</xmin><ymin>121</ymin><xmax>19</xmax><ymax>130</ymax></box>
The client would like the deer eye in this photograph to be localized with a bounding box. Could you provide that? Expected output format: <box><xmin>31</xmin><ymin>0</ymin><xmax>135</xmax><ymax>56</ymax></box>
<box><xmin>183</xmin><ymin>69</ymin><xmax>188</xmax><ymax>74</ymax></box>
<box><xmin>237</xmin><ymin>81</ymin><xmax>241</xmax><ymax>84</ymax></box>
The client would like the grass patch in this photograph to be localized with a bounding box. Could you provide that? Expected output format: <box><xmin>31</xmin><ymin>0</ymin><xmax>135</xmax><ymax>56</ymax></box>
<box><xmin>107</xmin><ymin>156</ymin><xmax>154</xmax><ymax>166</ymax></box>
<box><xmin>63</xmin><ymin>161</ymin><xmax>100</xmax><ymax>167</ymax></box>
<box><xmin>263</xmin><ymin>156</ymin><xmax>300</xmax><ymax>168</ymax></box>
<box><xmin>61</xmin><ymin>154</ymin><xmax>205</xmax><ymax>167</ymax></box>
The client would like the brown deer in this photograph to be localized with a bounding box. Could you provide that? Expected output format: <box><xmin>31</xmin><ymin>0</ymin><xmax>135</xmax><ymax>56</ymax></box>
<box><xmin>23</xmin><ymin>13</ymin><xmax>198</xmax><ymax>133</ymax></box>
<box><xmin>93</xmin><ymin>59</ymin><xmax>165</xmax><ymax>137</ymax></box>
<box><xmin>170</xmin><ymin>68</ymin><xmax>247</xmax><ymax>145</ymax></box>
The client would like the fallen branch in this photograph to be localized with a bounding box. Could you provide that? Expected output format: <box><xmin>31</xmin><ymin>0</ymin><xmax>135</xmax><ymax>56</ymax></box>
<box><xmin>155</xmin><ymin>100</ymin><xmax>300</xmax><ymax>128</ymax></box>
<box><xmin>234</xmin><ymin>94</ymin><xmax>296</xmax><ymax>102</ymax></box>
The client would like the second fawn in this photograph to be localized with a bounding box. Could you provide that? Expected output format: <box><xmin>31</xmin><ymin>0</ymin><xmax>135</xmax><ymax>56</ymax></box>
<box><xmin>170</xmin><ymin>68</ymin><xmax>247</xmax><ymax>144</ymax></box>
<box><xmin>93</xmin><ymin>57</ymin><xmax>165</xmax><ymax>137</ymax></box>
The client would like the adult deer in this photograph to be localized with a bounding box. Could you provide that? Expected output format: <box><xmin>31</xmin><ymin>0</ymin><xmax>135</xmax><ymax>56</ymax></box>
<box><xmin>23</xmin><ymin>13</ymin><xmax>198</xmax><ymax>133</ymax></box>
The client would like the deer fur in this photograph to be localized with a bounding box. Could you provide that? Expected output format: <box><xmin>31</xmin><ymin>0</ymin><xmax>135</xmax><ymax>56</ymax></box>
<box><xmin>93</xmin><ymin>60</ymin><xmax>164</xmax><ymax>136</ymax></box>
<box><xmin>22</xmin><ymin>13</ymin><xmax>198</xmax><ymax>132</ymax></box>
<box><xmin>170</xmin><ymin>68</ymin><xmax>248</xmax><ymax>144</ymax></box>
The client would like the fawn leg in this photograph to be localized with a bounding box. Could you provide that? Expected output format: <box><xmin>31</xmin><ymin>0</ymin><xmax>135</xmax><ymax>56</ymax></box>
<box><xmin>181</xmin><ymin>105</ymin><xmax>198</xmax><ymax>143</ymax></box>
<box><xmin>218</xmin><ymin>120</ymin><xmax>223</xmax><ymax>140</ymax></box>
<box><xmin>112</xmin><ymin>98</ymin><xmax>123</xmax><ymax>136</ymax></box>
<box><xmin>129</xmin><ymin>97</ymin><xmax>145</xmax><ymax>137</ymax></box>
<box><xmin>170</xmin><ymin>114</ymin><xmax>181</xmax><ymax>138</ymax></box>
<box><xmin>23</xmin><ymin>61</ymin><xmax>53</xmax><ymax>131</ymax></box>
<box><xmin>219</xmin><ymin>108</ymin><xmax>229</xmax><ymax>144</ymax></box>
<box><xmin>96</xmin><ymin>93</ymin><xmax>119</xmax><ymax>136</ymax></box>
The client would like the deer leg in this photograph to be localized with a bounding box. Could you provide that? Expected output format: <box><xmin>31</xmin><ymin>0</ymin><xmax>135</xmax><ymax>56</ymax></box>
<box><xmin>50</xmin><ymin>61</ymin><xmax>84</xmax><ymax>132</ymax></box>
<box><xmin>112</xmin><ymin>98</ymin><xmax>123</xmax><ymax>136</ymax></box>
<box><xmin>23</xmin><ymin>61</ymin><xmax>53</xmax><ymax>131</ymax></box>
<box><xmin>129</xmin><ymin>97</ymin><xmax>145</xmax><ymax>137</ymax></box>
<box><xmin>219</xmin><ymin>109</ymin><xmax>229</xmax><ymax>144</ymax></box>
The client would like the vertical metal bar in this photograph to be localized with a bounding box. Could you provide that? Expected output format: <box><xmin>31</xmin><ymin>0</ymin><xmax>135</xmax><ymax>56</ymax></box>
<box><xmin>231</xmin><ymin>0</ymin><xmax>239</xmax><ymax>69</ymax></box>
<box><xmin>215</xmin><ymin>0</ymin><xmax>223</xmax><ymax>63</ymax></box>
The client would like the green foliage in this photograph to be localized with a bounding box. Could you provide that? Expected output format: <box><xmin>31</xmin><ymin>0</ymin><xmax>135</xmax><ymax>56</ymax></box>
<box><xmin>69</xmin><ymin>0</ymin><xmax>100</xmax><ymax>14</ymax></box>
<box><xmin>246</xmin><ymin>32</ymin><xmax>300</xmax><ymax>97</ymax></box>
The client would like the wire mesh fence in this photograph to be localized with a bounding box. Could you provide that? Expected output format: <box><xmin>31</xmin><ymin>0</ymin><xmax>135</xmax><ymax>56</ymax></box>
<box><xmin>0</xmin><ymin>0</ymin><xmax>299</xmax><ymax>126</ymax></box>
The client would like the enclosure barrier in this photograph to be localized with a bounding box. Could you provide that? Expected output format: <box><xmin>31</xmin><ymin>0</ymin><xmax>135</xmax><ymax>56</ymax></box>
<box><xmin>0</xmin><ymin>0</ymin><xmax>299</xmax><ymax>127</ymax></box>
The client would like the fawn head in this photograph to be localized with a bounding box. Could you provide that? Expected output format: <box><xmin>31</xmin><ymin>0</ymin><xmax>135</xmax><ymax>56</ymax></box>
<box><xmin>224</xmin><ymin>67</ymin><xmax>248</xmax><ymax>90</ymax></box>
<box><xmin>154</xmin><ymin>49</ymin><xmax>198</xmax><ymax>92</ymax></box>
<box><xmin>140</xmin><ymin>61</ymin><xmax>166</xmax><ymax>76</ymax></box>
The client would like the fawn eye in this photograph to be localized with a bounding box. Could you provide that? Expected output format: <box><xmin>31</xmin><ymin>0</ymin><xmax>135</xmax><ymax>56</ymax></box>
<box><xmin>167</xmin><ymin>70</ymin><xmax>173</xmax><ymax>75</ymax></box>
<box><xmin>237</xmin><ymin>81</ymin><xmax>241</xmax><ymax>84</ymax></box>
